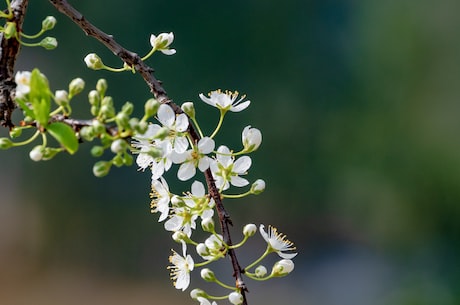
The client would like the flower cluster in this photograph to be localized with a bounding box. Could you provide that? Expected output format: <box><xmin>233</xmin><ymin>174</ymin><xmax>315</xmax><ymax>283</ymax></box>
<box><xmin>132</xmin><ymin>89</ymin><xmax>297</xmax><ymax>304</ymax></box>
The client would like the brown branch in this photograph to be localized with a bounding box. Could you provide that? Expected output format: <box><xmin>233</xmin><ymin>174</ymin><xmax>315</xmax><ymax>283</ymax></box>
<box><xmin>47</xmin><ymin>0</ymin><xmax>249</xmax><ymax>303</ymax></box>
<box><xmin>0</xmin><ymin>0</ymin><xmax>28</xmax><ymax>128</ymax></box>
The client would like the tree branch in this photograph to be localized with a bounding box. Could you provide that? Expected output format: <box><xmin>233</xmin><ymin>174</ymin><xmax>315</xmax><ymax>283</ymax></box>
<box><xmin>0</xmin><ymin>0</ymin><xmax>28</xmax><ymax>128</ymax></box>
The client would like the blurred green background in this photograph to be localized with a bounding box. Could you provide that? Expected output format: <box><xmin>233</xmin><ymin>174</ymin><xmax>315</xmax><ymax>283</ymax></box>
<box><xmin>1</xmin><ymin>0</ymin><xmax>460</xmax><ymax>304</ymax></box>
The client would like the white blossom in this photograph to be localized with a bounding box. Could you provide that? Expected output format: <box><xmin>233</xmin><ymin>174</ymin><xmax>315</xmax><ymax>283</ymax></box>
<box><xmin>167</xmin><ymin>249</ymin><xmax>194</xmax><ymax>291</ymax></box>
<box><xmin>172</xmin><ymin>137</ymin><xmax>215</xmax><ymax>181</ymax></box>
<box><xmin>150</xmin><ymin>177</ymin><xmax>171</xmax><ymax>222</ymax></box>
<box><xmin>14</xmin><ymin>71</ymin><xmax>31</xmax><ymax>98</ymax></box>
<box><xmin>210</xmin><ymin>145</ymin><xmax>251</xmax><ymax>190</ymax></box>
<box><xmin>259</xmin><ymin>225</ymin><xmax>297</xmax><ymax>259</ymax></box>
<box><xmin>150</xmin><ymin>32</ymin><xmax>176</xmax><ymax>55</ymax></box>
<box><xmin>199</xmin><ymin>90</ymin><xmax>250</xmax><ymax>112</ymax></box>
<box><xmin>157</xmin><ymin>104</ymin><xmax>189</xmax><ymax>153</ymax></box>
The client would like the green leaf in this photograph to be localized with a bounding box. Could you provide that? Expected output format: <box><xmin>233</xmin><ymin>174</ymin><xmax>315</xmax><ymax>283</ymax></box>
<box><xmin>47</xmin><ymin>122</ymin><xmax>79</xmax><ymax>154</ymax></box>
<box><xmin>29</xmin><ymin>69</ymin><xmax>51</xmax><ymax>127</ymax></box>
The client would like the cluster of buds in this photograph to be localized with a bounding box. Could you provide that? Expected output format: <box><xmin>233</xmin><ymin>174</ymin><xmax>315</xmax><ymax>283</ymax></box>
<box><xmin>0</xmin><ymin>4</ymin><xmax>58</xmax><ymax>50</ymax></box>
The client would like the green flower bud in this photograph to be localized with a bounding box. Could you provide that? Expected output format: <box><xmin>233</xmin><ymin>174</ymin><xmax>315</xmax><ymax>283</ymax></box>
<box><xmin>54</xmin><ymin>90</ymin><xmax>69</xmax><ymax>106</ymax></box>
<box><xmin>123</xmin><ymin>154</ymin><xmax>133</xmax><ymax>166</ymax></box>
<box><xmin>40</xmin><ymin>37</ymin><xmax>58</xmax><ymax>50</ymax></box>
<box><xmin>9</xmin><ymin>128</ymin><xmax>22</xmax><ymax>138</ymax></box>
<box><xmin>100</xmin><ymin>133</ymin><xmax>112</xmax><ymax>147</ymax></box>
<box><xmin>84</xmin><ymin>53</ymin><xmax>104</xmax><ymax>70</ymax></box>
<box><xmin>271</xmin><ymin>259</ymin><xmax>294</xmax><ymax>277</ymax></box>
<box><xmin>200</xmin><ymin>268</ymin><xmax>215</xmax><ymax>282</ymax></box>
<box><xmin>69</xmin><ymin>77</ymin><xmax>85</xmax><ymax>97</ymax></box>
<box><xmin>90</xmin><ymin>106</ymin><xmax>99</xmax><ymax>116</ymax></box>
<box><xmin>136</xmin><ymin>121</ymin><xmax>148</xmax><ymax>134</ymax></box>
<box><xmin>144</xmin><ymin>98</ymin><xmax>160</xmax><ymax>117</ymax></box>
<box><xmin>0</xmin><ymin>138</ymin><xmax>13</xmax><ymax>149</ymax></box>
<box><xmin>181</xmin><ymin>102</ymin><xmax>195</xmax><ymax>119</ymax></box>
<box><xmin>4</xmin><ymin>22</ymin><xmax>17</xmax><ymax>39</ymax></box>
<box><xmin>100</xmin><ymin>104</ymin><xmax>115</xmax><ymax>119</ymax></box>
<box><xmin>42</xmin><ymin>147</ymin><xmax>60</xmax><ymax>160</ymax></box>
<box><xmin>196</xmin><ymin>243</ymin><xmax>210</xmax><ymax>257</ymax></box>
<box><xmin>121</xmin><ymin>102</ymin><xmax>134</xmax><ymax>115</ymax></box>
<box><xmin>79</xmin><ymin>126</ymin><xmax>96</xmax><ymax>141</ymax></box>
<box><xmin>92</xmin><ymin>120</ymin><xmax>106</xmax><ymax>135</ymax></box>
<box><xmin>92</xmin><ymin>160</ymin><xmax>112</xmax><ymax>177</ymax></box>
<box><xmin>190</xmin><ymin>289</ymin><xmax>206</xmax><ymax>300</ymax></box>
<box><xmin>254</xmin><ymin>265</ymin><xmax>267</xmax><ymax>277</ymax></box>
<box><xmin>110</xmin><ymin>139</ymin><xmax>127</xmax><ymax>154</ymax></box>
<box><xmin>91</xmin><ymin>145</ymin><xmax>104</xmax><ymax>157</ymax></box>
<box><xmin>201</xmin><ymin>217</ymin><xmax>215</xmax><ymax>232</ymax></box>
<box><xmin>96</xmin><ymin>79</ymin><xmax>108</xmax><ymax>95</ymax></box>
<box><xmin>42</xmin><ymin>16</ymin><xmax>57</xmax><ymax>31</ymax></box>
<box><xmin>172</xmin><ymin>231</ymin><xmax>187</xmax><ymax>243</ymax></box>
<box><xmin>250</xmin><ymin>179</ymin><xmax>266</xmax><ymax>195</ymax></box>
<box><xmin>243</xmin><ymin>223</ymin><xmax>257</xmax><ymax>237</ymax></box>
<box><xmin>112</xmin><ymin>154</ymin><xmax>124</xmax><ymax>167</ymax></box>
<box><xmin>115</xmin><ymin>112</ymin><xmax>129</xmax><ymax>129</ymax></box>
<box><xmin>88</xmin><ymin>90</ymin><xmax>100</xmax><ymax>106</ymax></box>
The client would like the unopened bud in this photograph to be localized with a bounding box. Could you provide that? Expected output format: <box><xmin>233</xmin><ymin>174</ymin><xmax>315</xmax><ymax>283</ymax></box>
<box><xmin>96</xmin><ymin>79</ymin><xmax>108</xmax><ymax>95</ymax></box>
<box><xmin>91</xmin><ymin>145</ymin><xmax>104</xmax><ymax>157</ymax></box>
<box><xmin>243</xmin><ymin>223</ymin><xmax>257</xmax><ymax>237</ymax></box>
<box><xmin>0</xmin><ymin>138</ymin><xmax>13</xmax><ymax>149</ymax></box>
<box><xmin>255</xmin><ymin>265</ymin><xmax>267</xmax><ymax>277</ymax></box>
<box><xmin>84</xmin><ymin>53</ymin><xmax>104</xmax><ymax>70</ymax></box>
<box><xmin>271</xmin><ymin>259</ymin><xmax>294</xmax><ymax>277</ymax></box>
<box><xmin>251</xmin><ymin>179</ymin><xmax>266</xmax><ymax>195</ymax></box>
<box><xmin>201</xmin><ymin>217</ymin><xmax>215</xmax><ymax>232</ymax></box>
<box><xmin>190</xmin><ymin>288</ymin><xmax>206</xmax><ymax>300</ymax></box>
<box><xmin>110</xmin><ymin>139</ymin><xmax>127</xmax><ymax>154</ymax></box>
<box><xmin>181</xmin><ymin>102</ymin><xmax>195</xmax><ymax>119</ymax></box>
<box><xmin>42</xmin><ymin>16</ymin><xmax>57</xmax><ymax>31</ymax></box>
<box><xmin>40</xmin><ymin>37</ymin><xmax>58</xmax><ymax>50</ymax></box>
<box><xmin>144</xmin><ymin>98</ymin><xmax>160</xmax><ymax>117</ymax></box>
<box><xmin>228</xmin><ymin>291</ymin><xmax>244</xmax><ymax>305</ymax></box>
<box><xmin>29</xmin><ymin>146</ymin><xmax>44</xmax><ymax>161</ymax></box>
<box><xmin>69</xmin><ymin>77</ymin><xmax>85</xmax><ymax>97</ymax></box>
<box><xmin>54</xmin><ymin>90</ymin><xmax>69</xmax><ymax>106</ymax></box>
<box><xmin>200</xmin><ymin>268</ymin><xmax>215</xmax><ymax>282</ymax></box>
<box><xmin>92</xmin><ymin>160</ymin><xmax>112</xmax><ymax>177</ymax></box>
<box><xmin>9</xmin><ymin>128</ymin><xmax>22</xmax><ymax>138</ymax></box>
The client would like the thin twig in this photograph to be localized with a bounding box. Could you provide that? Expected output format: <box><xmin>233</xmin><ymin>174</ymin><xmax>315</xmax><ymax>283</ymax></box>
<box><xmin>47</xmin><ymin>0</ymin><xmax>249</xmax><ymax>303</ymax></box>
<box><xmin>0</xmin><ymin>0</ymin><xmax>28</xmax><ymax>128</ymax></box>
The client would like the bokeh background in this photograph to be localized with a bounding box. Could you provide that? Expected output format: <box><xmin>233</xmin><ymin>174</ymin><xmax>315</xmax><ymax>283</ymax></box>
<box><xmin>1</xmin><ymin>0</ymin><xmax>460</xmax><ymax>304</ymax></box>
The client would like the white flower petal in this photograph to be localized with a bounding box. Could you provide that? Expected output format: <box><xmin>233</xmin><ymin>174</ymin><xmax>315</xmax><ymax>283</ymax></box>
<box><xmin>233</xmin><ymin>156</ymin><xmax>252</xmax><ymax>173</ymax></box>
<box><xmin>198</xmin><ymin>157</ymin><xmax>211</xmax><ymax>172</ymax></box>
<box><xmin>191</xmin><ymin>181</ymin><xmax>205</xmax><ymax>196</ymax></box>
<box><xmin>174</xmin><ymin>136</ymin><xmax>189</xmax><ymax>153</ymax></box>
<box><xmin>165</xmin><ymin>215</ymin><xmax>182</xmax><ymax>232</ymax></box>
<box><xmin>175</xmin><ymin>113</ymin><xmax>189</xmax><ymax>132</ymax></box>
<box><xmin>178</xmin><ymin>162</ymin><xmax>196</xmax><ymax>181</ymax></box>
<box><xmin>230</xmin><ymin>100</ymin><xmax>251</xmax><ymax>112</ymax></box>
<box><xmin>158</xmin><ymin>104</ymin><xmax>175</xmax><ymax>127</ymax></box>
<box><xmin>230</xmin><ymin>176</ymin><xmax>249</xmax><ymax>187</ymax></box>
<box><xmin>198</xmin><ymin>137</ymin><xmax>215</xmax><ymax>154</ymax></box>
<box><xmin>151</xmin><ymin>161</ymin><xmax>165</xmax><ymax>180</ymax></box>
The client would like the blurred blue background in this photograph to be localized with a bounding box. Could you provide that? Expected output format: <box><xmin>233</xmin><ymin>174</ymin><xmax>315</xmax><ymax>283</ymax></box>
<box><xmin>1</xmin><ymin>0</ymin><xmax>460</xmax><ymax>304</ymax></box>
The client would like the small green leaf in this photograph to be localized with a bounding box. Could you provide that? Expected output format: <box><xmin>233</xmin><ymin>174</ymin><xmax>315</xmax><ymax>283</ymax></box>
<box><xmin>29</xmin><ymin>69</ymin><xmax>51</xmax><ymax>126</ymax></box>
<box><xmin>47</xmin><ymin>122</ymin><xmax>79</xmax><ymax>154</ymax></box>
